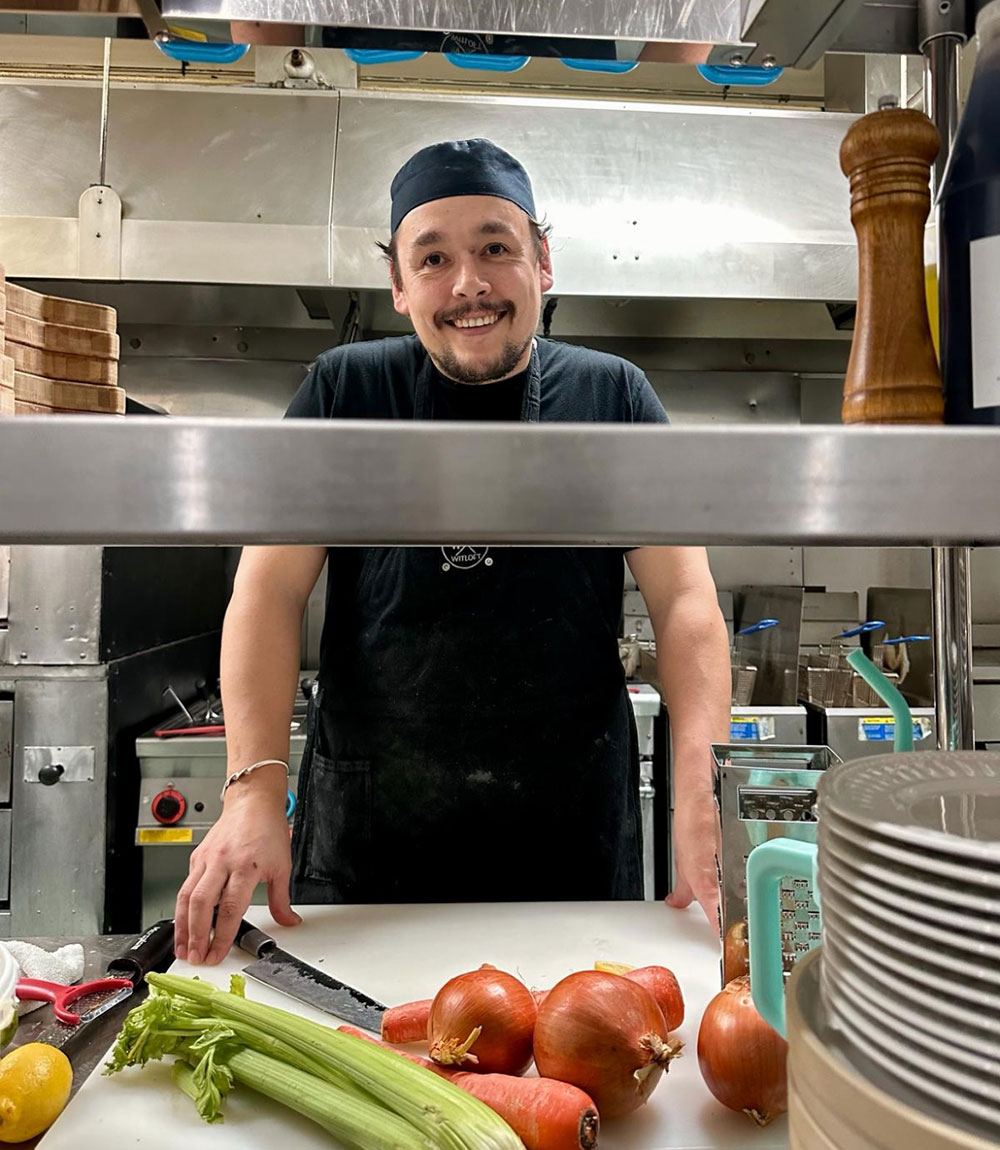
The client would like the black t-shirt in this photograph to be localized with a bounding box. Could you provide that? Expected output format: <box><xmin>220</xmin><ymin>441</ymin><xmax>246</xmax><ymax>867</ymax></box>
<box><xmin>285</xmin><ymin>334</ymin><xmax>668</xmax><ymax>425</ymax></box>
<box><xmin>432</xmin><ymin>367</ymin><xmax>527</xmax><ymax>422</ymax></box>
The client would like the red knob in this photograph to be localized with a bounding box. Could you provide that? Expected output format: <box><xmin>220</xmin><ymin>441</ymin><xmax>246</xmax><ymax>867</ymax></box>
<box><xmin>151</xmin><ymin>788</ymin><xmax>186</xmax><ymax>825</ymax></box>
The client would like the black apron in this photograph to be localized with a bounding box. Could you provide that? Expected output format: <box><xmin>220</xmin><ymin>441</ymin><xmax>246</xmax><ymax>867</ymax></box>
<box><xmin>290</xmin><ymin>345</ymin><xmax>643</xmax><ymax>903</ymax></box>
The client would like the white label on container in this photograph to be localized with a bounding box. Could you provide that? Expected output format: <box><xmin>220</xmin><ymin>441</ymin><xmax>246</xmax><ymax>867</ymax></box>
<box><xmin>971</xmin><ymin>234</ymin><xmax>1000</xmax><ymax>409</ymax></box>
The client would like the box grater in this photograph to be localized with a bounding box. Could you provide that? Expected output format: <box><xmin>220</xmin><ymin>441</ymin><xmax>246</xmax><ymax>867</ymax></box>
<box><xmin>712</xmin><ymin>743</ymin><xmax>842</xmax><ymax>988</ymax></box>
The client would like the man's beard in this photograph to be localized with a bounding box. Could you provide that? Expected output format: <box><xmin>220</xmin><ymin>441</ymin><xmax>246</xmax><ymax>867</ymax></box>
<box><xmin>435</xmin><ymin>333</ymin><xmax>532</xmax><ymax>385</ymax></box>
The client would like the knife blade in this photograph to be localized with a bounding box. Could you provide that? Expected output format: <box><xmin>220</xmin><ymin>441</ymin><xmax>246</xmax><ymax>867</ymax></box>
<box><xmin>235</xmin><ymin>919</ymin><xmax>387</xmax><ymax>1032</ymax></box>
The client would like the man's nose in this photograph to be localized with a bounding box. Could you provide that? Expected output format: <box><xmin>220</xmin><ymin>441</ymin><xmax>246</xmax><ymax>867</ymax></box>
<box><xmin>452</xmin><ymin>258</ymin><xmax>490</xmax><ymax>299</ymax></box>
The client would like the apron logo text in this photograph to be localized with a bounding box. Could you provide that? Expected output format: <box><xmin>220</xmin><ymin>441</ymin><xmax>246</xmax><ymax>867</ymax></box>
<box><xmin>441</xmin><ymin>545</ymin><xmax>491</xmax><ymax>572</ymax></box>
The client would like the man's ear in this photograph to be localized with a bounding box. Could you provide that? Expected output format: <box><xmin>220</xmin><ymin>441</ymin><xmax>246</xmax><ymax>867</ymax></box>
<box><xmin>538</xmin><ymin>238</ymin><xmax>554</xmax><ymax>294</ymax></box>
<box><xmin>390</xmin><ymin>266</ymin><xmax>410</xmax><ymax>316</ymax></box>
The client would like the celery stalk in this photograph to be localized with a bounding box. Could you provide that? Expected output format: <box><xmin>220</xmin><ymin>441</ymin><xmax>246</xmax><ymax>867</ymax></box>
<box><xmin>147</xmin><ymin>973</ymin><xmax>524</xmax><ymax>1150</ymax></box>
<box><xmin>225</xmin><ymin>1047</ymin><xmax>434</xmax><ymax>1150</ymax></box>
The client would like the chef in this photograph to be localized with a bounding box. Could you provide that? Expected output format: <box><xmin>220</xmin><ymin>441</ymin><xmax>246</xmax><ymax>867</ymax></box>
<box><xmin>174</xmin><ymin>139</ymin><xmax>731</xmax><ymax>966</ymax></box>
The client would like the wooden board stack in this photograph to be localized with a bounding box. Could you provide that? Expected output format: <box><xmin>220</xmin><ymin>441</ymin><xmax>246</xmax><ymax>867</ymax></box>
<box><xmin>0</xmin><ymin>264</ymin><xmax>124</xmax><ymax>416</ymax></box>
<box><xmin>0</xmin><ymin>269</ymin><xmax>12</xmax><ymax>416</ymax></box>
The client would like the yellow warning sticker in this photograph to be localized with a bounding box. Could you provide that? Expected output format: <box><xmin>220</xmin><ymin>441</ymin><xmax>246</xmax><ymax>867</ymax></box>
<box><xmin>138</xmin><ymin>828</ymin><xmax>193</xmax><ymax>844</ymax></box>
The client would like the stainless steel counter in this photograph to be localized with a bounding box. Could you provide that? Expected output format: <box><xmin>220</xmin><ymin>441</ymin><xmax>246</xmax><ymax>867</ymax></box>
<box><xmin>1</xmin><ymin>419</ymin><xmax>1000</xmax><ymax>546</ymax></box>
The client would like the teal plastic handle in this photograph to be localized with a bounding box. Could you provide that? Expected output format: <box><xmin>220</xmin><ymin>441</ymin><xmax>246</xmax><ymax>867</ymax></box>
<box><xmin>746</xmin><ymin>838</ymin><xmax>817</xmax><ymax>1038</ymax></box>
<box><xmin>845</xmin><ymin>647</ymin><xmax>914</xmax><ymax>752</ymax></box>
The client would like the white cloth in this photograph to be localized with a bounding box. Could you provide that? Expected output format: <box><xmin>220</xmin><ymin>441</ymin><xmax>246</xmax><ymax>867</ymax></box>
<box><xmin>5</xmin><ymin>941</ymin><xmax>85</xmax><ymax>1016</ymax></box>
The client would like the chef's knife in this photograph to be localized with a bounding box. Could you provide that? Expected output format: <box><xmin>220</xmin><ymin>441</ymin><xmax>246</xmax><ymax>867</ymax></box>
<box><xmin>235</xmin><ymin>919</ymin><xmax>387</xmax><ymax>1031</ymax></box>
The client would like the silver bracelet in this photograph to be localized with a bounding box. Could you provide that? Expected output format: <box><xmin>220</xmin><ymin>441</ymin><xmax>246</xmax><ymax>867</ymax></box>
<box><xmin>220</xmin><ymin>759</ymin><xmax>289</xmax><ymax>801</ymax></box>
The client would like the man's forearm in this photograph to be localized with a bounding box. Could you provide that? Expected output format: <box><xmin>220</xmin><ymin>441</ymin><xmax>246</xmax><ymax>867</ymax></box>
<box><xmin>652</xmin><ymin>593</ymin><xmax>731</xmax><ymax>794</ymax></box>
<box><xmin>220</xmin><ymin>588</ymin><xmax>305</xmax><ymax>787</ymax></box>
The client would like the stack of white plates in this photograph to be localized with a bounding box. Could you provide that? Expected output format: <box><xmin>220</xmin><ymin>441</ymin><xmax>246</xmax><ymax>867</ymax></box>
<box><xmin>816</xmin><ymin>750</ymin><xmax>1000</xmax><ymax>1143</ymax></box>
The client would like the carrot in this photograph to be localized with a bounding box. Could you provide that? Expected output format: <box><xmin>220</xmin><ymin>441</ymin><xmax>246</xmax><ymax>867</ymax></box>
<box><xmin>380</xmin><ymin>998</ymin><xmax>433</xmax><ymax>1044</ymax></box>
<box><xmin>622</xmin><ymin>966</ymin><xmax>685</xmax><ymax>1031</ymax></box>
<box><xmin>594</xmin><ymin>962</ymin><xmax>685</xmax><ymax>1030</ymax></box>
<box><xmin>342</xmin><ymin>1025</ymin><xmax>599</xmax><ymax>1150</ymax></box>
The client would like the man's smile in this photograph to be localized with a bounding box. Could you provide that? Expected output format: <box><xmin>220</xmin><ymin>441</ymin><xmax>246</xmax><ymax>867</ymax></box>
<box><xmin>451</xmin><ymin>313</ymin><xmax>504</xmax><ymax>329</ymax></box>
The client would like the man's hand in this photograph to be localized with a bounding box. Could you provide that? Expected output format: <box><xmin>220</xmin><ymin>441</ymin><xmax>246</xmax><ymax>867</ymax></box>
<box><xmin>666</xmin><ymin>784</ymin><xmax>722</xmax><ymax>934</ymax></box>
<box><xmin>174</xmin><ymin>787</ymin><xmax>300</xmax><ymax>966</ymax></box>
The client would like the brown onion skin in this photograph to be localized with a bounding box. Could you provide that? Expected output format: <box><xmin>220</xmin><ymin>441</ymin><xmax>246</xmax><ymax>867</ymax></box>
<box><xmin>428</xmin><ymin>969</ymin><xmax>537</xmax><ymax>1076</ymax></box>
<box><xmin>723</xmin><ymin>922</ymin><xmax>750</xmax><ymax>985</ymax></box>
<box><xmin>697</xmin><ymin>976</ymin><xmax>788</xmax><ymax>1126</ymax></box>
<box><xmin>533</xmin><ymin>970</ymin><xmax>679</xmax><ymax>1119</ymax></box>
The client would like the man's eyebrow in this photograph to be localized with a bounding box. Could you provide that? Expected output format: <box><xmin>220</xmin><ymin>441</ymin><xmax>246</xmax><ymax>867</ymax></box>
<box><xmin>478</xmin><ymin>220</ymin><xmax>519</xmax><ymax>237</ymax></box>
<box><xmin>407</xmin><ymin>220</ymin><xmax>519</xmax><ymax>250</ymax></box>
<box><xmin>410</xmin><ymin>229</ymin><xmax>444</xmax><ymax>249</ymax></box>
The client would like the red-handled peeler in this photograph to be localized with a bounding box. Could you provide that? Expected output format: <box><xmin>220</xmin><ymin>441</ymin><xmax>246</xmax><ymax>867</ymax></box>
<box><xmin>16</xmin><ymin>976</ymin><xmax>135</xmax><ymax>1025</ymax></box>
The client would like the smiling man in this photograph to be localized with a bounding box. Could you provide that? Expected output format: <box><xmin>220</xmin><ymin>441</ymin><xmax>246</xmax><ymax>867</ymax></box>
<box><xmin>173</xmin><ymin>139</ymin><xmax>731</xmax><ymax>967</ymax></box>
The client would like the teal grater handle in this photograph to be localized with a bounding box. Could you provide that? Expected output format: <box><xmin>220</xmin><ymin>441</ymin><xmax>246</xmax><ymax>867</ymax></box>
<box><xmin>746</xmin><ymin>838</ymin><xmax>819</xmax><ymax>1038</ymax></box>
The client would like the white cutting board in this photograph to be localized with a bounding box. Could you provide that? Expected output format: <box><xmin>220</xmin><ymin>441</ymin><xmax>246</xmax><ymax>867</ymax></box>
<box><xmin>39</xmin><ymin>902</ymin><xmax>789</xmax><ymax>1150</ymax></box>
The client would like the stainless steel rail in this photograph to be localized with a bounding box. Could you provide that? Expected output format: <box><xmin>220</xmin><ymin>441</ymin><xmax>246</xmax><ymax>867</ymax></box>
<box><xmin>1</xmin><ymin>419</ymin><xmax>998</xmax><ymax>546</ymax></box>
<box><xmin>922</xmin><ymin>0</ymin><xmax>973</xmax><ymax>749</ymax></box>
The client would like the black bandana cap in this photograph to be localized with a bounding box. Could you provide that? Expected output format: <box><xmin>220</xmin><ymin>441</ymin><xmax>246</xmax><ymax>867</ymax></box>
<box><xmin>389</xmin><ymin>138</ymin><xmax>537</xmax><ymax>234</ymax></box>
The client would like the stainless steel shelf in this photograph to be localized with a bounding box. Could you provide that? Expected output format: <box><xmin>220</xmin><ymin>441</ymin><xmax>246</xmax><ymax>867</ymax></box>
<box><xmin>1</xmin><ymin>417</ymin><xmax>997</xmax><ymax>546</ymax></box>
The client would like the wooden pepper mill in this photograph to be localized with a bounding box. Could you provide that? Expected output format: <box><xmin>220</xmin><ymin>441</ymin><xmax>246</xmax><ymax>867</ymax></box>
<box><xmin>839</xmin><ymin>106</ymin><xmax>944</xmax><ymax>424</ymax></box>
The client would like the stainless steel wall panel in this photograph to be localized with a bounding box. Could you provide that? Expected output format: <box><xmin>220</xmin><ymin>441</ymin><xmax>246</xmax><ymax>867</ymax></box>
<box><xmin>0</xmin><ymin>546</ymin><xmax>8</xmax><ymax>622</ymax></box>
<box><xmin>120</xmin><ymin>221</ymin><xmax>332</xmax><ymax>285</ymax></box>
<box><xmin>331</xmin><ymin>93</ymin><xmax>857</xmax><ymax>300</ymax></box>
<box><xmin>0</xmin><ymin>85</ymin><xmax>102</xmax><ymax>217</ymax></box>
<box><xmin>10</xmin><ymin>674</ymin><xmax>107</xmax><ymax>935</ymax></box>
<box><xmin>0</xmin><ymin>216</ymin><xmax>79</xmax><ymax>279</ymax></box>
<box><xmin>160</xmin><ymin>0</ymin><xmax>743</xmax><ymax>43</ymax></box>
<box><xmin>0</xmin><ymin>811</ymin><xmax>10</xmax><ymax>905</ymax></box>
<box><xmin>105</xmin><ymin>87</ymin><xmax>338</xmax><ymax>226</ymax></box>
<box><xmin>1</xmin><ymin>419</ymin><xmax>1000</xmax><ymax>546</ymax></box>
<box><xmin>6</xmin><ymin>546</ymin><xmax>102</xmax><ymax>665</ymax></box>
<box><xmin>0</xmin><ymin>699</ymin><xmax>11</xmax><ymax>805</ymax></box>
<box><xmin>0</xmin><ymin>82</ymin><xmax>856</xmax><ymax>294</ymax></box>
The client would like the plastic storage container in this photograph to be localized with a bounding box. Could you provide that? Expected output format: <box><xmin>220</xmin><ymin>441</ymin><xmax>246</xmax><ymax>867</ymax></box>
<box><xmin>939</xmin><ymin>0</ymin><xmax>1000</xmax><ymax>423</ymax></box>
<box><xmin>0</xmin><ymin>942</ymin><xmax>18</xmax><ymax>1048</ymax></box>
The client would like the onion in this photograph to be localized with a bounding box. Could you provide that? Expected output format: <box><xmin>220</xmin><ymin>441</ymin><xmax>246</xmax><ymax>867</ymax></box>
<box><xmin>533</xmin><ymin>971</ymin><xmax>683</xmax><ymax>1119</ymax></box>
<box><xmin>723</xmin><ymin>922</ymin><xmax>750</xmax><ymax>985</ymax></box>
<box><xmin>428</xmin><ymin>968</ymin><xmax>537</xmax><ymax>1076</ymax></box>
<box><xmin>697</xmin><ymin>976</ymin><xmax>787</xmax><ymax>1126</ymax></box>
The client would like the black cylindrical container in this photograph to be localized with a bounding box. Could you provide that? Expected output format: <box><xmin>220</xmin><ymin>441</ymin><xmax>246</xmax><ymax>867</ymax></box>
<box><xmin>939</xmin><ymin>0</ymin><xmax>1000</xmax><ymax>423</ymax></box>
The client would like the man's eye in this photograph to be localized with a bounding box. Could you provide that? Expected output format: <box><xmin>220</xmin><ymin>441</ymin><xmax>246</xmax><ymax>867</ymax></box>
<box><xmin>423</xmin><ymin>253</ymin><xmax>443</xmax><ymax>267</ymax></box>
<box><xmin>486</xmin><ymin>243</ymin><xmax>508</xmax><ymax>256</ymax></box>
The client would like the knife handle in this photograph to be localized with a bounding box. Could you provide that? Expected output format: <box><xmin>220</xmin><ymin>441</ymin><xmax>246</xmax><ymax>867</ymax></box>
<box><xmin>235</xmin><ymin>918</ymin><xmax>276</xmax><ymax>959</ymax></box>
<box><xmin>107</xmin><ymin>918</ymin><xmax>176</xmax><ymax>983</ymax></box>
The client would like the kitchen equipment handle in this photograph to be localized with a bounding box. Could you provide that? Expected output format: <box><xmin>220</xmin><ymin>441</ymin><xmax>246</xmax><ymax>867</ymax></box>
<box><xmin>845</xmin><ymin>648</ymin><xmax>914</xmax><ymax>751</ymax></box>
<box><xmin>835</xmin><ymin>620</ymin><xmax>885</xmax><ymax>638</ymax></box>
<box><xmin>154</xmin><ymin>39</ymin><xmax>250</xmax><ymax>64</ymax></box>
<box><xmin>443</xmin><ymin>52</ymin><xmax>528</xmax><ymax>72</ymax></box>
<box><xmin>883</xmin><ymin>634</ymin><xmax>931</xmax><ymax>643</ymax></box>
<box><xmin>106</xmin><ymin>918</ymin><xmax>176</xmax><ymax>983</ymax></box>
<box><xmin>746</xmin><ymin>838</ymin><xmax>818</xmax><ymax>1039</ymax></box>
<box><xmin>735</xmin><ymin>618</ymin><xmax>779</xmax><ymax>636</ymax></box>
<box><xmin>696</xmin><ymin>63</ymin><xmax>784</xmax><ymax>87</ymax></box>
<box><xmin>235</xmin><ymin>919</ymin><xmax>276</xmax><ymax>959</ymax></box>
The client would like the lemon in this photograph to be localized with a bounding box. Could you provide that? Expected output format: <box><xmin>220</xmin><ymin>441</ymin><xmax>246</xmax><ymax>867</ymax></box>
<box><xmin>0</xmin><ymin>1042</ymin><xmax>72</xmax><ymax>1142</ymax></box>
